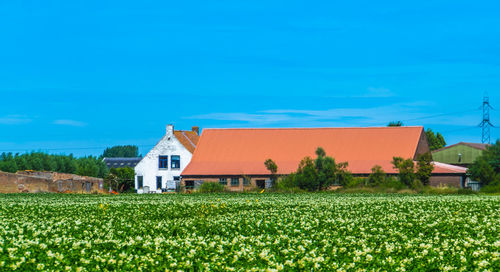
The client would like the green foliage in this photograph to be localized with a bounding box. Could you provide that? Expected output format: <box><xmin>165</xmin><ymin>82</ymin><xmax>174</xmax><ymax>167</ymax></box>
<box><xmin>480</xmin><ymin>181</ymin><xmax>500</xmax><ymax>193</ymax></box>
<box><xmin>199</xmin><ymin>182</ymin><xmax>225</xmax><ymax>193</ymax></box>
<box><xmin>76</xmin><ymin>156</ymin><xmax>109</xmax><ymax>178</ymax></box>
<box><xmin>264</xmin><ymin>158</ymin><xmax>278</xmax><ymax>187</ymax></box>
<box><xmin>102</xmin><ymin>145</ymin><xmax>139</xmax><ymax>158</ymax></box>
<box><xmin>392</xmin><ymin>157</ymin><xmax>416</xmax><ymax>187</ymax></box>
<box><xmin>0</xmin><ymin>152</ymin><xmax>107</xmax><ymax>178</ymax></box>
<box><xmin>278</xmin><ymin>147</ymin><xmax>351</xmax><ymax>191</ymax></box>
<box><xmin>416</xmin><ymin>152</ymin><xmax>434</xmax><ymax>186</ymax></box>
<box><xmin>0</xmin><ymin>194</ymin><xmax>498</xmax><ymax>270</ymax></box>
<box><xmin>106</xmin><ymin>167</ymin><xmax>135</xmax><ymax>192</ymax></box>
<box><xmin>468</xmin><ymin>140</ymin><xmax>500</xmax><ymax>186</ymax></box>
<box><xmin>368</xmin><ymin>165</ymin><xmax>386</xmax><ymax>186</ymax></box>
<box><xmin>425</xmin><ymin>129</ymin><xmax>446</xmax><ymax>151</ymax></box>
<box><xmin>0</xmin><ymin>153</ymin><xmax>18</xmax><ymax>173</ymax></box>
<box><xmin>387</xmin><ymin>121</ymin><xmax>404</xmax><ymax>127</ymax></box>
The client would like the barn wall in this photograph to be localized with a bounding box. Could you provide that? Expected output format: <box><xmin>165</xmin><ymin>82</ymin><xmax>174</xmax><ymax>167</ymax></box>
<box><xmin>429</xmin><ymin>175</ymin><xmax>463</xmax><ymax>188</ymax></box>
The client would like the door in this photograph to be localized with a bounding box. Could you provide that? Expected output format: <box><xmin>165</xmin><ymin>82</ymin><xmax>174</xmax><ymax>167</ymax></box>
<box><xmin>256</xmin><ymin>179</ymin><xmax>265</xmax><ymax>189</ymax></box>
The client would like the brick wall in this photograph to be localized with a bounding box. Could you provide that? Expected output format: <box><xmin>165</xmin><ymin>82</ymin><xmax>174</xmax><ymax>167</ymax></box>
<box><xmin>429</xmin><ymin>175</ymin><xmax>463</xmax><ymax>188</ymax></box>
<box><xmin>0</xmin><ymin>171</ymin><xmax>104</xmax><ymax>193</ymax></box>
<box><xmin>182</xmin><ymin>177</ymin><xmax>269</xmax><ymax>192</ymax></box>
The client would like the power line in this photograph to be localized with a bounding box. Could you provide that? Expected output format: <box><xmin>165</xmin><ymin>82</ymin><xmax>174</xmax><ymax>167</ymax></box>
<box><xmin>400</xmin><ymin>108</ymin><xmax>479</xmax><ymax>123</ymax></box>
<box><xmin>0</xmin><ymin>144</ymin><xmax>155</xmax><ymax>154</ymax></box>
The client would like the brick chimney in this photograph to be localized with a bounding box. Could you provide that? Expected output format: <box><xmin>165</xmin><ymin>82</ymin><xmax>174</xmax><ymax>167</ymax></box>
<box><xmin>192</xmin><ymin>126</ymin><xmax>200</xmax><ymax>135</ymax></box>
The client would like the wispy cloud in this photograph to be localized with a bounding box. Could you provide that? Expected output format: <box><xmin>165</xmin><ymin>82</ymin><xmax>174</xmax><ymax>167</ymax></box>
<box><xmin>0</xmin><ymin>115</ymin><xmax>32</xmax><ymax>125</ymax></box>
<box><xmin>53</xmin><ymin>119</ymin><xmax>87</xmax><ymax>127</ymax></box>
<box><xmin>187</xmin><ymin>101</ymin><xmax>476</xmax><ymax>128</ymax></box>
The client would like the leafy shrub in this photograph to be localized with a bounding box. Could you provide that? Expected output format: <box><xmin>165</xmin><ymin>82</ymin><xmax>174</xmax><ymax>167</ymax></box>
<box><xmin>480</xmin><ymin>181</ymin><xmax>500</xmax><ymax>194</ymax></box>
<box><xmin>368</xmin><ymin>165</ymin><xmax>386</xmax><ymax>186</ymax></box>
<box><xmin>198</xmin><ymin>182</ymin><xmax>225</xmax><ymax>193</ymax></box>
<box><xmin>457</xmin><ymin>188</ymin><xmax>477</xmax><ymax>195</ymax></box>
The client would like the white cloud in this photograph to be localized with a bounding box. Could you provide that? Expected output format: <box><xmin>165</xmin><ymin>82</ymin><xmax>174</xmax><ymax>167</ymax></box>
<box><xmin>187</xmin><ymin>101</ymin><xmax>477</xmax><ymax>128</ymax></box>
<box><xmin>53</xmin><ymin>119</ymin><xmax>87</xmax><ymax>127</ymax></box>
<box><xmin>0</xmin><ymin>115</ymin><xmax>32</xmax><ymax>125</ymax></box>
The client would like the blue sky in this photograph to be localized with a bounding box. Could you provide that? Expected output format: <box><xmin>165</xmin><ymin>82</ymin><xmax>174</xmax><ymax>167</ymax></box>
<box><xmin>1</xmin><ymin>0</ymin><xmax>499</xmax><ymax>156</ymax></box>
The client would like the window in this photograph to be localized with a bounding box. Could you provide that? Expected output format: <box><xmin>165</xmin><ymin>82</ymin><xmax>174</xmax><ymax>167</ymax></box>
<box><xmin>171</xmin><ymin>155</ymin><xmax>180</xmax><ymax>169</ymax></box>
<box><xmin>137</xmin><ymin>176</ymin><xmax>143</xmax><ymax>189</ymax></box>
<box><xmin>219</xmin><ymin>178</ymin><xmax>227</xmax><ymax>186</ymax></box>
<box><xmin>156</xmin><ymin>176</ymin><xmax>162</xmax><ymax>190</ymax></box>
<box><xmin>185</xmin><ymin>180</ymin><xmax>194</xmax><ymax>190</ymax></box>
<box><xmin>243</xmin><ymin>177</ymin><xmax>251</xmax><ymax>186</ymax></box>
<box><xmin>159</xmin><ymin>156</ymin><xmax>169</xmax><ymax>169</ymax></box>
<box><xmin>231</xmin><ymin>177</ymin><xmax>239</xmax><ymax>187</ymax></box>
<box><xmin>173</xmin><ymin>176</ymin><xmax>180</xmax><ymax>181</ymax></box>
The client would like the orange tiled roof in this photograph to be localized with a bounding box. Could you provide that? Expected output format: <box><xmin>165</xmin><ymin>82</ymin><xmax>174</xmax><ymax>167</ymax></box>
<box><xmin>181</xmin><ymin>126</ymin><xmax>461</xmax><ymax>176</ymax></box>
<box><xmin>174</xmin><ymin>130</ymin><xmax>199</xmax><ymax>153</ymax></box>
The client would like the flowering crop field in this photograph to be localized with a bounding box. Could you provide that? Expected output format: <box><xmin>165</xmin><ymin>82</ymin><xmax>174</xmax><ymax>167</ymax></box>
<box><xmin>0</xmin><ymin>194</ymin><xmax>499</xmax><ymax>271</ymax></box>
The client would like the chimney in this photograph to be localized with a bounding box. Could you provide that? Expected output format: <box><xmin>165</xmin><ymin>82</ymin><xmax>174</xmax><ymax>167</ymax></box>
<box><xmin>192</xmin><ymin>126</ymin><xmax>200</xmax><ymax>135</ymax></box>
<box><xmin>166</xmin><ymin>124</ymin><xmax>174</xmax><ymax>135</ymax></box>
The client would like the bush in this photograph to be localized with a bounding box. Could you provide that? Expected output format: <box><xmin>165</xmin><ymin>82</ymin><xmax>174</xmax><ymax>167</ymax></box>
<box><xmin>480</xmin><ymin>182</ymin><xmax>500</xmax><ymax>194</ymax></box>
<box><xmin>344</xmin><ymin>177</ymin><xmax>367</xmax><ymax>188</ymax></box>
<box><xmin>368</xmin><ymin>165</ymin><xmax>386</xmax><ymax>186</ymax></box>
<box><xmin>198</xmin><ymin>182</ymin><xmax>225</xmax><ymax>193</ymax></box>
<box><xmin>380</xmin><ymin>176</ymin><xmax>406</xmax><ymax>190</ymax></box>
<box><xmin>457</xmin><ymin>188</ymin><xmax>477</xmax><ymax>195</ymax></box>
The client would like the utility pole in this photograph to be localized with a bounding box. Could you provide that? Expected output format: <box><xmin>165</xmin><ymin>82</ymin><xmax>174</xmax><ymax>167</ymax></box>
<box><xmin>479</xmin><ymin>95</ymin><xmax>494</xmax><ymax>144</ymax></box>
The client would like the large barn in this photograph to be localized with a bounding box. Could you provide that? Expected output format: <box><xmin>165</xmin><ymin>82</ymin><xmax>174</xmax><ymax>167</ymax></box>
<box><xmin>181</xmin><ymin>126</ymin><xmax>468</xmax><ymax>190</ymax></box>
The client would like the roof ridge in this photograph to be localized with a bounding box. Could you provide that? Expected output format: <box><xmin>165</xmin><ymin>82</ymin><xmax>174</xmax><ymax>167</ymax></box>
<box><xmin>202</xmin><ymin>126</ymin><xmax>424</xmax><ymax>131</ymax></box>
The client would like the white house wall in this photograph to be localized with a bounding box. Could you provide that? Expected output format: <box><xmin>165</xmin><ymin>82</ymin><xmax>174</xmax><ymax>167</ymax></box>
<box><xmin>134</xmin><ymin>126</ymin><xmax>193</xmax><ymax>193</ymax></box>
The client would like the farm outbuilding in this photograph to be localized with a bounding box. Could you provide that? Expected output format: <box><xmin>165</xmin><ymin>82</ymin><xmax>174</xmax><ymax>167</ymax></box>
<box><xmin>0</xmin><ymin>170</ymin><xmax>104</xmax><ymax>193</ymax></box>
<box><xmin>432</xmin><ymin>142</ymin><xmax>489</xmax><ymax>167</ymax></box>
<box><xmin>181</xmin><ymin>126</ymin><xmax>468</xmax><ymax>190</ymax></box>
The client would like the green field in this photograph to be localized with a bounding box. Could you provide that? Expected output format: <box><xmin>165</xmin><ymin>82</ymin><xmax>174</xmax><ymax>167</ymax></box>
<box><xmin>0</xmin><ymin>193</ymin><xmax>499</xmax><ymax>271</ymax></box>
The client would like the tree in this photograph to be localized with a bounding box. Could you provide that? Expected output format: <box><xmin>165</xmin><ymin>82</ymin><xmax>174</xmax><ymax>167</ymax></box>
<box><xmin>106</xmin><ymin>167</ymin><xmax>135</xmax><ymax>192</ymax></box>
<box><xmin>264</xmin><ymin>159</ymin><xmax>278</xmax><ymax>187</ymax></box>
<box><xmin>368</xmin><ymin>165</ymin><xmax>386</xmax><ymax>186</ymax></box>
<box><xmin>76</xmin><ymin>156</ymin><xmax>108</xmax><ymax>178</ymax></box>
<box><xmin>416</xmin><ymin>152</ymin><xmax>434</xmax><ymax>186</ymax></box>
<box><xmin>392</xmin><ymin>157</ymin><xmax>415</xmax><ymax>187</ymax></box>
<box><xmin>425</xmin><ymin>129</ymin><xmax>446</xmax><ymax>151</ymax></box>
<box><xmin>0</xmin><ymin>153</ymin><xmax>18</xmax><ymax>173</ymax></box>
<box><xmin>388</xmin><ymin>121</ymin><xmax>404</xmax><ymax>127</ymax></box>
<box><xmin>467</xmin><ymin>140</ymin><xmax>500</xmax><ymax>186</ymax></box>
<box><xmin>278</xmin><ymin>147</ymin><xmax>351</xmax><ymax>191</ymax></box>
<box><xmin>102</xmin><ymin>145</ymin><xmax>139</xmax><ymax>158</ymax></box>
<box><xmin>468</xmin><ymin>158</ymin><xmax>497</xmax><ymax>186</ymax></box>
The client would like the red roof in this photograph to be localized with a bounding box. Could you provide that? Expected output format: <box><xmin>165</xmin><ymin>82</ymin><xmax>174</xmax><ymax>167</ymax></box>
<box><xmin>174</xmin><ymin>130</ymin><xmax>199</xmax><ymax>153</ymax></box>
<box><xmin>182</xmin><ymin>126</ymin><xmax>465</xmax><ymax>176</ymax></box>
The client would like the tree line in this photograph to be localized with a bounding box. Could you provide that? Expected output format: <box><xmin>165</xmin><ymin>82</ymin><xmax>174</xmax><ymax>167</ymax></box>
<box><xmin>0</xmin><ymin>145</ymin><xmax>140</xmax><ymax>184</ymax></box>
<box><xmin>270</xmin><ymin>147</ymin><xmax>435</xmax><ymax>192</ymax></box>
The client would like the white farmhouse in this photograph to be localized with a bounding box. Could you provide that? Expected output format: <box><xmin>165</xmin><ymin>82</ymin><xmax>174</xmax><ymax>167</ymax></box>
<box><xmin>134</xmin><ymin>125</ymin><xmax>199</xmax><ymax>193</ymax></box>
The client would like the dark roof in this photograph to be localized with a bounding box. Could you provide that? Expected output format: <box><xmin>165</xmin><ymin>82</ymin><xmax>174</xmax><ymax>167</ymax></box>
<box><xmin>102</xmin><ymin>157</ymin><xmax>142</xmax><ymax>169</ymax></box>
<box><xmin>432</xmin><ymin>142</ymin><xmax>490</xmax><ymax>153</ymax></box>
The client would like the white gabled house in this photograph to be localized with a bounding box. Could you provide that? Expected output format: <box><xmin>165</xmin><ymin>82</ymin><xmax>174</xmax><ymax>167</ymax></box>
<box><xmin>134</xmin><ymin>125</ymin><xmax>199</xmax><ymax>193</ymax></box>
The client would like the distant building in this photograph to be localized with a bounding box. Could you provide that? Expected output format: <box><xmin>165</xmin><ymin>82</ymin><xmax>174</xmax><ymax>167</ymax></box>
<box><xmin>103</xmin><ymin>157</ymin><xmax>142</xmax><ymax>169</ymax></box>
<box><xmin>0</xmin><ymin>170</ymin><xmax>104</xmax><ymax>193</ymax></box>
<box><xmin>432</xmin><ymin>142</ymin><xmax>489</xmax><ymax>167</ymax></box>
<box><xmin>134</xmin><ymin>125</ymin><xmax>200</xmax><ymax>193</ymax></box>
<box><xmin>182</xmin><ymin>126</ymin><xmax>469</xmax><ymax>189</ymax></box>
